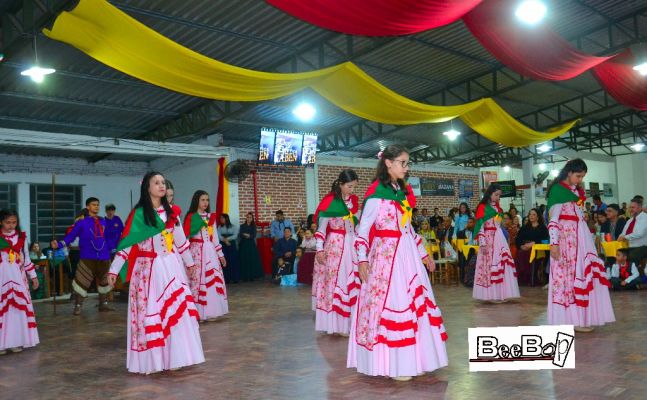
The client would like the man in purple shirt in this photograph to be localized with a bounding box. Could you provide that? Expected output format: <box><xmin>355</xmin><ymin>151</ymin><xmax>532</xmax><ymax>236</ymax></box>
<box><xmin>51</xmin><ymin>197</ymin><xmax>113</xmax><ymax>315</ymax></box>
<box><xmin>104</xmin><ymin>203</ymin><xmax>124</xmax><ymax>257</ymax></box>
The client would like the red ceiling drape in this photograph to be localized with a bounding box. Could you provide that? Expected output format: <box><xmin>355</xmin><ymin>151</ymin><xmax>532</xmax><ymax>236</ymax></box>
<box><xmin>463</xmin><ymin>0</ymin><xmax>613</xmax><ymax>81</ymax></box>
<box><xmin>592</xmin><ymin>49</ymin><xmax>647</xmax><ymax>110</ymax></box>
<box><xmin>268</xmin><ymin>0</ymin><xmax>647</xmax><ymax>110</ymax></box>
<box><xmin>266</xmin><ymin>0</ymin><xmax>483</xmax><ymax>36</ymax></box>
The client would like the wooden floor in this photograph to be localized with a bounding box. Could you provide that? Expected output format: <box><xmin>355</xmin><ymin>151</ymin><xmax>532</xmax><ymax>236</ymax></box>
<box><xmin>1</xmin><ymin>282</ymin><xmax>645</xmax><ymax>400</ymax></box>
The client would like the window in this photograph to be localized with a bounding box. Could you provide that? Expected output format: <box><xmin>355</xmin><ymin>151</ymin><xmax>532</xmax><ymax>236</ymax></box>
<box><xmin>0</xmin><ymin>183</ymin><xmax>18</xmax><ymax>211</ymax></box>
<box><xmin>30</xmin><ymin>184</ymin><xmax>83</xmax><ymax>244</ymax></box>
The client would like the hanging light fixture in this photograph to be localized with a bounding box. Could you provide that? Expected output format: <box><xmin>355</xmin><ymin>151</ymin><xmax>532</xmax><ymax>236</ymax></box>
<box><xmin>537</xmin><ymin>143</ymin><xmax>552</xmax><ymax>153</ymax></box>
<box><xmin>503</xmin><ymin>165</ymin><xmax>511</xmax><ymax>172</ymax></box>
<box><xmin>539</xmin><ymin>163</ymin><xmax>547</xmax><ymax>171</ymax></box>
<box><xmin>20</xmin><ymin>35</ymin><xmax>55</xmax><ymax>84</ymax></box>
<box><xmin>632</xmin><ymin>43</ymin><xmax>647</xmax><ymax>76</ymax></box>
<box><xmin>515</xmin><ymin>0</ymin><xmax>547</xmax><ymax>25</ymax></box>
<box><xmin>442</xmin><ymin>120</ymin><xmax>461</xmax><ymax>141</ymax></box>
<box><xmin>630</xmin><ymin>143</ymin><xmax>645</xmax><ymax>152</ymax></box>
<box><xmin>292</xmin><ymin>102</ymin><xmax>316</xmax><ymax>122</ymax></box>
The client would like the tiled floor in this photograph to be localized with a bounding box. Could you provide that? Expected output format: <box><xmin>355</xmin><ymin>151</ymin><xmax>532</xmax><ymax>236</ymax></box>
<box><xmin>1</xmin><ymin>283</ymin><xmax>645</xmax><ymax>400</ymax></box>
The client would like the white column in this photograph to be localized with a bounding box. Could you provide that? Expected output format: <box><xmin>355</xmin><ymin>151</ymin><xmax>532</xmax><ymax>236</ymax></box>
<box><xmin>17</xmin><ymin>183</ymin><xmax>31</xmax><ymax>242</ymax></box>
<box><xmin>305</xmin><ymin>164</ymin><xmax>319</xmax><ymax>215</ymax></box>
<box><xmin>522</xmin><ymin>157</ymin><xmax>535</xmax><ymax>217</ymax></box>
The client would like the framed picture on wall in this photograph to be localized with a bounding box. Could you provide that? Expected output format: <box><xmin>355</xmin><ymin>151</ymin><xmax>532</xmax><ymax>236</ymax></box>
<box><xmin>458</xmin><ymin>179</ymin><xmax>474</xmax><ymax>198</ymax></box>
<box><xmin>589</xmin><ymin>182</ymin><xmax>600</xmax><ymax>196</ymax></box>
<box><xmin>603</xmin><ymin>183</ymin><xmax>613</xmax><ymax>197</ymax></box>
<box><xmin>408</xmin><ymin>177</ymin><xmax>421</xmax><ymax>196</ymax></box>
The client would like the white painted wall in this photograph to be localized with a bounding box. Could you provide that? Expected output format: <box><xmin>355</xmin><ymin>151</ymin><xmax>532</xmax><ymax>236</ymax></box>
<box><xmin>615</xmin><ymin>153</ymin><xmax>647</xmax><ymax>205</ymax></box>
<box><xmin>154</xmin><ymin>157</ymin><xmax>220</xmax><ymax>218</ymax></box>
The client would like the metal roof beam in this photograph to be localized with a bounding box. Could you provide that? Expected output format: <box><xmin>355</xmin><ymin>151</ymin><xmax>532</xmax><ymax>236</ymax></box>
<box><xmin>317</xmin><ymin>7</ymin><xmax>647</xmax><ymax>154</ymax></box>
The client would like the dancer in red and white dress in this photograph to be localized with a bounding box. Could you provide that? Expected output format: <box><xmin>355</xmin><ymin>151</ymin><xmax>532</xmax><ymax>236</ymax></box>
<box><xmin>184</xmin><ymin>190</ymin><xmax>228</xmax><ymax>321</ymax></box>
<box><xmin>472</xmin><ymin>183</ymin><xmax>520</xmax><ymax>302</ymax></box>
<box><xmin>0</xmin><ymin>210</ymin><xmax>39</xmax><ymax>355</ymax></box>
<box><xmin>348</xmin><ymin>145</ymin><xmax>448</xmax><ymax>381</ymax></box>
<box><xmin>312</xmin><ymin>169</ymin><xmax>361</xmax><ymax>335</ymax></box>
<box><xmin>107</xmin><ymin>172</ymin><xmax>204</xmax><ymax>374</ymax></box>
<box><xmin>546</xmin><ymin>159</ymin><xmax>614</xmax><ymax>332</ymax></box>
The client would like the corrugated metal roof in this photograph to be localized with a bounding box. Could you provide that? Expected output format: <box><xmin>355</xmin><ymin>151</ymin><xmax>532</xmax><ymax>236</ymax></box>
<box><xmin>0</xmin><ymin>0</ymin><xmax>645</xmax><ymax>164</ymax></box>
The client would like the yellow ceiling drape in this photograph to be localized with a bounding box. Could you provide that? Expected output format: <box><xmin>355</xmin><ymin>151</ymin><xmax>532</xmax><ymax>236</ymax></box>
<box><xmin>44</xmin><ymin>0</ymin><xmax>578</xmax><ymax>147</ymax></box>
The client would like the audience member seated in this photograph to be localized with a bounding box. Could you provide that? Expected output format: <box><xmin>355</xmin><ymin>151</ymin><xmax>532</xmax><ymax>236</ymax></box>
<box><xmin>591</xmin><ymin>194</ymin><xmax>607</xmax><ymax>212</ymax></box>
<box><xmin>607</xmin><ymin>248</ymin><xmax>640</xmax><ymax>290</ymax></box>
<box><xmin>429</xmin><ymin>207</ymin><xmax>443</xmax><ymax>231</ymax></box>
<box><xmin>300</xmin><ymin>229</ymin><xmax>317</xmax><ymax>252</ymax></box>
<box><xmin>437</xmin><ymin>217</ymin><xmax>457</xmax><ymax>260</ymax></box>
<box><xmin>509</xmin><ymin>205</ymin><xmax>522</xmax><ymax>227</ymax></box>
<box><xmin>418</xmin><ymin>220</ymin><xmax>438</xmax><ymax>259</ymax></box>
<box><xmin>457</xmin><ymin>216</ymin><xmax>476</xmax><ymax>286</ymax></box>
<box><xmin>601</xmin><ymin>204</ymin><xmax>627</xmax><ymax>241</ymax></box>
<box><xmin>618</xmin><ymin>197</ymin><xmax>647</xmax><ymax>266</ymax></box>
<box><xmin>514</xmin><ymin>208</ymin><xmax>549</xmax><ymax>286</ymax></box>
<box><xmin>29</xmin><ymin>242</ymin><xmax>46</xmax><ymax>261</ymax></box>
<box><xmin>270</xmin><ymin>210</ymin><xmax>295</xmax><ymax>242</ymax></box>
<box><xmin>272</xmin><ymin>227</ymin><xmax>297</xmax><ymax>276</ymax></box>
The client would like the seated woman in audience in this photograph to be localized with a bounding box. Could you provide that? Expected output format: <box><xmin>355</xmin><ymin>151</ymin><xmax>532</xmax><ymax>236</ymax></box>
<box><xmin>607</xmin><ymin>248</ymin><xmax>640</xmax><ymax>290</ymax></box>
<box><xmin>300</xmin><ymin>229</ymin><xmax>317</xmax><ymax>251</ymax></box>
<box><xmin>218</xmin><ymin>213</ymin><xmax>240</xmax><ymax>284</ymax></box>
<box><xmin>514</xmin><ymin>208</ymin><xmax>549</xmax><ymax>286</ymax></box>
<box><xmin>29</xmin><ymin>242</ymin><xmax>46</xmax><ymax>261</ymax></box>
<box><xmin>418</xmin><ymin>219</ymin><xmax>438</xmax><ymax>259</ymax></box>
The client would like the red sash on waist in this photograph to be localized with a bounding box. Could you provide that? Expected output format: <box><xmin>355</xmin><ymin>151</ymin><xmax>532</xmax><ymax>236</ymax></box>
<box><xmin>373</xmin><ymin>229</ymin><xmax>401</xmax><ymax>238</ymax></box>
<box><xmin>327</xmin><ymin>228</ymin><xmax>346</xmax><ymax>235</ymax></box>
<box><xmin>189</xmin><ymin>238</ymin><xmax>204</xmax><ymax>243</ymax></box>
<box><xmin>559</xmin><ymin>214</ymin><xmax>580</xmax><ymax>222</ymax></box>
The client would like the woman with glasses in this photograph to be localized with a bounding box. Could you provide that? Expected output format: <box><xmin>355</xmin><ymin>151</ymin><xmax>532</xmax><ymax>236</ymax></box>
<box><xmin>348</xmin><ymin>145</ymin><xmax>448</xmax><ymax>382</ymax></box>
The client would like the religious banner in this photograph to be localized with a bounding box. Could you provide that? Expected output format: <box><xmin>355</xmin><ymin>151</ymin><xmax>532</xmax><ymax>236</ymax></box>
<box><xmin>482</xmin><ymin>171</ymin><xmax>498</xmax><ymax>188</ymax></box>
<box><xmin>421</xmin><ymin>178</ymin><xmax>455</xmax><ymax>196</ymax></box>
<box><xmin>458</xmin><ymin>179</ymin><xmax>474</xmax><ymax>198</ymax></box>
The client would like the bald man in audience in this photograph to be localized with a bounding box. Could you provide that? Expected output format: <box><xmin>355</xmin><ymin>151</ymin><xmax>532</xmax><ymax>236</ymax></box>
<box><xmin>619</xmin><ymin>197</ymin><xmax>647</xmax><ymax>266</ymax></box>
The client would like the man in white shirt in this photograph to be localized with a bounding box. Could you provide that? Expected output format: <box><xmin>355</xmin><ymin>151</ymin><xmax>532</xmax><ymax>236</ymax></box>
<box><xmin>619</xmin><ymin>197</ymin><xmax>647</xmax><ymax>265</ymax></box>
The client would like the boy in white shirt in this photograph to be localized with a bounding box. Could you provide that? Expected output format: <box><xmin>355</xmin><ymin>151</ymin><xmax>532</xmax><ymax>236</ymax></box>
<box><xmin>607</xmin><ymin>248</ymin><xmax>640</xmax><ymax>290</ymax></box>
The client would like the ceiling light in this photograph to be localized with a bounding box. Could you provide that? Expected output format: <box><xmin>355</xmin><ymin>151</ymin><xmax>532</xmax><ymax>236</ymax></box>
<box><xmin>551</xmin><ymin>169</ymin><xmax>559</xmax><ymax>177</ymax></box>
<box><xmin>630</xmin><ymin>143</ymin><xmax>645</xmax><ymax>152</ymax></box>
<box><xmin>292</xmin><ymin>102</ymin><xmax>316</xmax><ymax>122</ymax></box>
<box><xmin>503</xmin><ymin>165</ymin><xmax>511</xmax><ymax>172</ymax></box>
<box><xmin>21</xmin><ymin>66</ymin><xmax>55</xmax><ymax>83</ymax></box>
<box><xmin>537</xmin><ymin>143</ymin><xmax>552</xmax><ymax>153</ymax></box>
<box><xmin>539</xmin><ymin>163</ymin><xmax>546</xmax><ymax>171</ymax></box>
<box><xmin>515</xmin><ymin>0</ymin><xmax>547</xmax><ymax>25</ymax></box>
<box><xmin>21</xmin><ymin>35</ymin><xmax>55</xmax><ymax>84</ymax></box>
<box><xmin>442</xmin><ymin>128</ymin><xmax>461</xmax><ymax>141</ymax></box>
<box><xmin>633</xmin><ymin>62</ymin><xmax>647</xmax><ymax>76</ymax></box>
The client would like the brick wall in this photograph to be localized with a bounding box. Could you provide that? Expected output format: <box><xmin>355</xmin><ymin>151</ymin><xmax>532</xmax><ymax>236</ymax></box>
<box><xmin>238</xmin><ymin>161</ymin><xmax>307</xmax><ymax>225</ymax></box>
<box><xmin>317</xmin><ymin>165</ymin><xmax>479</xmax><ymax>216</ymax></box>
<box><xmin>238</xmin><ymin>161</ymin><xmax>479</xmax><ymax>225</ymax></box>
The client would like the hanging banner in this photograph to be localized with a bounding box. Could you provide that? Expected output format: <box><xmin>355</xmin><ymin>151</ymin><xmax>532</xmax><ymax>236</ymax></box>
<box><xmin>408</xmin><ymin>177</ymin><xmax>421</xmax><ymax>196</ymax></box>
<box><xmin>421</xmin><ymin>178</ymin><xmax>455</xmax><ymax>196</ymax></box>
<box><xmin>482</xmin><ymin>171</ymin><xmax>498</xmax><ymax>188</ymax></box>
<box><xmin>458</xmin><ymin>179</ymin><xmax>474</xmax><ymax>198</ymax></box>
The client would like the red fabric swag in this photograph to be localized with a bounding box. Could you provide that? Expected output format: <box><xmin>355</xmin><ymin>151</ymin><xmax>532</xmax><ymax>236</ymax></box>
<box><xmin>266</xmin><ymin>0</ymin><xmax>482</xmax><ymax>36</ymax></box>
